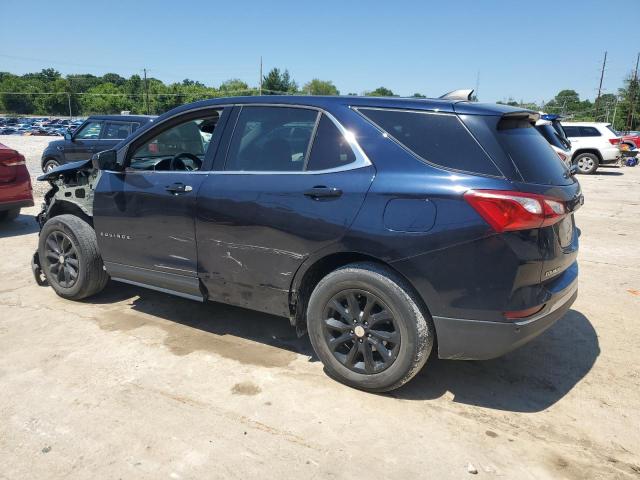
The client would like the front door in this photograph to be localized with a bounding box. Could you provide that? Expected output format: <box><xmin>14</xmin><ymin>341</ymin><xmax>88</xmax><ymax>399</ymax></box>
<box><xmin>196</xmin><ymin>106</ymin><xmax>375</xmax><ymax>316</ymax></box>
<box><xmin>94</xmin><ymin>108</ymin><xmax>227</xmax><ymax>299</ymax></box>
<box><xmin>65</xmin><ymin>120</ymin><xmax>104</xmax><ymax>161</ymax></box>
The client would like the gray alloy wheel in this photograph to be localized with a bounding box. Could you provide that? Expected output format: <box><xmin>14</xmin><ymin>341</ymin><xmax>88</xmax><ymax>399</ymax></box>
<box><xmin>575</xmin><ymin>153</ymin><xmax>599</xmax><ymax>174</ymax></box>
<box><xmin>43</xmin><ymin>159</ymin><xmax>60</xmax><ymax>173</ymax></box>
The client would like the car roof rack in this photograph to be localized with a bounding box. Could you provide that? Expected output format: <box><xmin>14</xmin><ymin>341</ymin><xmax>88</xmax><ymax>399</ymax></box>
<box><xmin>438</xmin><ymin>89</ymin><xmax>474</xmax><ymax>101</ymax></box>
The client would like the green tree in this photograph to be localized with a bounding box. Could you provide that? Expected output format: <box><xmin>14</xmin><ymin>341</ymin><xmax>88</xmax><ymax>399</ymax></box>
<box><xmin>411</xmin><ymin>92</ymin><xmax>426</xmax><ymax>98</ymax></box>
<box><xmin>262</xmin><ymin>68</ymin><xmax>297</xmax><ymax>94</ymax></box>
<box><xmin>219</xmin><ymin>78</ymin><xmax>249</xmax><ymax>94</ymax></box>
<box><xmin>304</xmin><ymin>79</ymin><xmax>339</xmax><ymax>95</ymax></box>
<box><xmin>367</xmin><ymin>87</ymin><xmax>395</xmax><ymax>97</ymax></box>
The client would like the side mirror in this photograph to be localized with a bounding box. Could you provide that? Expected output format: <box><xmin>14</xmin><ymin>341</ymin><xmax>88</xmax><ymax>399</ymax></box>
<box><xmin>64</xmin><ymin>131</ymin><xmax>72</xmax><ymax>141</ymax></box>
<box><xmin>92</xmin><ymin>150</ymin><xmax>118</xmax><ymax>170</ymax></box>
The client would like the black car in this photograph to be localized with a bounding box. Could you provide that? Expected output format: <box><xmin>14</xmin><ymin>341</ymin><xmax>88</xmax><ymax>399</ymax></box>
<box><xmin>33</xmin><ymin>94</ymin><xmax>581</xmax><ymax>392</ymax></box>
<box><xmin>40</xmin><ymin>115</ymin><xmax>155</xmax><ymax>172</ymax></box>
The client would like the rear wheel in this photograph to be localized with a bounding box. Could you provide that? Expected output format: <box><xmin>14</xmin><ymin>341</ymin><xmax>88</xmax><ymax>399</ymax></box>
<box><xmin>43</xmin><ymin>158</ymin><xmax>60</xmax><ymax>172</ymax></box>
<box><xmin>0</xmin><ymin>208</ymin><xmax>20</xmax><ymax>222</ymax></box>
<box><xmin>307</xmin><ymin>262</ymin><xmax>434</xmax><ymax>392</ymax></box>
<box><xmin>574</xmin><ymin>153</ymin><xmax>599</xmax><ymax>174</ymax></box>
<box><xmin>38</xmin><ymin>214</ymin><xmax>108</xmax><ymax>300</ymax></box>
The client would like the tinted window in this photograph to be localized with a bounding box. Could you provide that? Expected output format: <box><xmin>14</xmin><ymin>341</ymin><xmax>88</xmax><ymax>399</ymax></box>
<box><xmin>563</xmin><ymin>126</ymin><xmax>580</xmax><ymax>137</ymax></box>
<box><xmin>129</xmin><ymin>111</ymin><xmax>222</xmax><ymax>171</ymax></box>
<box><xmin>535</xmin><ymin>124</ymin><xmax>568</xmax><ymax>150</ymax></box>
<box><xmin>75</xmin><ymin>121</ymin><xmax>102</xmax><ymax>139</ymax></box>
<box><xmin>103</xmin><ymin>122</ymin><xmax>132</xmax><ymax>139</ymax></box>
<box><xmin>359</xmin><ymin>108</ymin><xmax>500</xmax><ymax>176</ymax></box>
<box><xmin>580</xmin><ymin>126</ymin><xmax>601</xmax><ymax>137</ymax></box>
<box><xmin>494</xmin><ymin>117</ymin><xmax>570</xmax><ymax>186</ymax></box>
<box><xmin>225</xmin><ymin>106</ymin><xmax>317</xmax><ymax>172</ymax></box>
<box><xmin>307</xmin><ymin>115</ymin><xmax>356</xmax><ymax>170</ymax></box>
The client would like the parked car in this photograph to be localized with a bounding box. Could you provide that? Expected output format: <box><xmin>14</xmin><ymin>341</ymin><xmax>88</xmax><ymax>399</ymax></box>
<box><xmin>562</xmin><ymin>122</ymin><xmax>622</xmax><ymax>174</ymax></box>
<box><xmin>0</xmin><ymin>142</ymin><xmax>34</xmax><ymax>222</ymax></box>
<box><xmin>618</xmin><ymin>130</ymin><xmax>640</xmax><ymax>149</ymax></box>
<box><xmin>33</xmin><ymin>95</ymin><xmax>582</xmax><ymax>392</ymax></box>
<box><xmin>40</xmin><ymin>115</ymin><xmax>156</xmax><ymax>172</ymax></box>
<box><xmin>535</xmin><ymin>116</ymin><xmax>572</xmax><ymax>167</ymax></box>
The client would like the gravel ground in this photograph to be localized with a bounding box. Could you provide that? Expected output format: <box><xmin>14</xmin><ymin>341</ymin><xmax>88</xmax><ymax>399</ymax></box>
<box><xmin>1</xmin><ymin>135</ymin><xmax>639</xmax><ymax>479</ymax></box>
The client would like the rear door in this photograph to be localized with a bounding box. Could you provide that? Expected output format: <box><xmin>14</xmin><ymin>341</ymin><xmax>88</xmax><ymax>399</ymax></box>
<box><xmin>195</xmin><ymin>105</ymin><xmax>375</xmax><ymax>316</ymax></box>
<box><xmin>99</xmin><ymin>121</ymin><xmax>134</xmax><ymax>152</ymax></box>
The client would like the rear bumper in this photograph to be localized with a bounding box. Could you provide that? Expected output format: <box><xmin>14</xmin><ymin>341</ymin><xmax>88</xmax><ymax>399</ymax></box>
<box><xmin>434</xmin><ymin>277</ymin><xmax>578</xmax><ymax>360</ymax></box>
<box><xmin>0</xmin><ymin>198</ymin><xmax>34</xmax><ymax>211</ymax></box>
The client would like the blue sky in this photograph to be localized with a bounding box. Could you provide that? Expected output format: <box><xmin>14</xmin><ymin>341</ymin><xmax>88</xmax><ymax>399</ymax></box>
<box><xmin>1</xmin><ymin>0</ymin><xmax>637</xmax><ymax>103</ymax></box>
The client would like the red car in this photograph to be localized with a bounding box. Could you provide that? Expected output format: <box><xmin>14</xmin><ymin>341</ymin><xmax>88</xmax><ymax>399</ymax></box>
<box><xmin>0</xmin><ymin>143</ymin><xmax>34</xmax><ymax>222</ymax></box>
<box><xmin>621</xmin><ymin>131</ymin><xmax>640</xmax><ymax>148</ymax></box>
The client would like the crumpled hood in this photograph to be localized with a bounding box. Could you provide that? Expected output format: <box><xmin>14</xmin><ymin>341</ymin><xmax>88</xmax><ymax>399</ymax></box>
<box><xmin>37</xmin><ymin>158</ymin><xmax>94</xmax><ymax>181</ymax></box>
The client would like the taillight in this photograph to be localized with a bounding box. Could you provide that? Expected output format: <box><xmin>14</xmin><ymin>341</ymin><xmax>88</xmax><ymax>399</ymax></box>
<box><xmin>503</xmin><ymin>304</ymin><xmax>544</xmax><ymax>320</ymax></box>
<box><xmin>463</xmin><ymin>189</ymin><xmax>567</xmax><ymax>233</ymax></box>
<box><xmin>0</xmin><ymin>151</ymin><xmax>25</xmax><ymax>167</ymax></box>
<box><xmin>556</xmin><ymin>151</ymin><xmax>568</xmax><ymax>161</ymax></box>
<box><xmin>609</xmin><ymin>138</ymin><xmax>621</xmax><ymax>145</ymax></box>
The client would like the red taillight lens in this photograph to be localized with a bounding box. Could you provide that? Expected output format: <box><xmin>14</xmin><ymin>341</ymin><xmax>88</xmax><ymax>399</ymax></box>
<box><xmin>503</xmin><ymin>304</ymin><xmax>544</xmax><ymax>320</ymax></box>
<box><xmin>556</xmin><ymin>151</ymin><xmax>568</xmax><ymax>161</ymax></box>
<box><xmin>609</xmin><ymin>138</ymin><xmax>621</xmax><ymax>145</ymax></box>
<box><xmin>464</xmin><ymin>189</ymin><xmax>567</xmax><ymax>233</ymax></box>
<box><xmin>0</xmin><ymin>151</ymin><xmax>25</xmax><ymax>167</ymax></box>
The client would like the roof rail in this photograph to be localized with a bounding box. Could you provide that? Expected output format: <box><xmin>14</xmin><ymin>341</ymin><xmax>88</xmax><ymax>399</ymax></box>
<box><xmin>438</xmin><ymin>89</ymin><xmax>475</xmax><ymax>101</ymax></box>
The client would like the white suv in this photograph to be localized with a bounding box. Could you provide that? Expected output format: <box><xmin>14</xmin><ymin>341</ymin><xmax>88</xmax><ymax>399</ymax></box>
<box><xmin>562</xmin><ymin>122</ymin><xmax>622</xmax><ymax>174</ymax></box>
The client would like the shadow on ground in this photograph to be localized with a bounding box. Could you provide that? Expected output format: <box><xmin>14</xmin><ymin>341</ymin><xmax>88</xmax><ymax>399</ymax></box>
<box><xmin>0</xmin><ymin>213</ymin><xmax>38</xmax><ymax>239</ymax></box>
<box><xmin>85</xmin><ymin>283</ymin><xmax>598</xmax><ymax>412</ymax></box>
<box><xmin>392</xmin><ymin>309</ymin><xmax>599</xmax><ymax>412</ymax></box>
<box><xmin>595</xmin><ymin>170</ymin><xmax>624</xmax><ymax>176</ymax></box>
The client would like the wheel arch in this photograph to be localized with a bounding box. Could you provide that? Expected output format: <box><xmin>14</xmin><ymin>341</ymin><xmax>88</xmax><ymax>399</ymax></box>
<box><xmin>42</xmin><ymin>154</ymin><xmax>62</xmax><ymax>170</ymax></box>
<box><xmin>571</xmin><ymin>148</ymin><xmax>603</xmax><ymax>162</ymax></box>
<box><xmin>289</xmin><ymin>250</ymin><xmax>434</xmax><ymax>338</ymax></box>
<box><xmin>46</xmin><ymin>200</ymin><xmax>93</xmax><ymax>227</ymax></box>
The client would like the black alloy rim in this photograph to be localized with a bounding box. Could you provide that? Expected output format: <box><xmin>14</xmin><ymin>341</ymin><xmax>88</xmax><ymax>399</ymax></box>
<box><xmin>322</xmin><ymin>289</ymin><xmax>400</xmax><ymax>374</ymax></box>
<box><xmin>44</xmin><ymin>231</ymin><xmax>79</xmax><ymax>288</ymax></box>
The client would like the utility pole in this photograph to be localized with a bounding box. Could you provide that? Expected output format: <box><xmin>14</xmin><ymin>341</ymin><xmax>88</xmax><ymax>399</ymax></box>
<box><xmin>612</xmin><ymin>95</ymin><xmax>620</xmax><ymax>128</ymax></box>
<box><xmin>594</xmin><ymin>51</ymin><xmax>607</xmax><ymax>121</ymax></box>
<box><xmin>143</xmin><ymin>68</ymin><xmax>150</xmax><ymax>115</ymax></box>
<box><xmin>67</xmin><ymin>93</ymin><xmax>72</xmax><ymax>119</ymax></box>
<box><xmin>626</xmin><ymin>52</ymin><xmax>640</xmax><ymax>131</ymax></box>
<box><xmin>259</xmin><ymin>56</ymin><xmax>263</xmax><ymax>96</ymax></box>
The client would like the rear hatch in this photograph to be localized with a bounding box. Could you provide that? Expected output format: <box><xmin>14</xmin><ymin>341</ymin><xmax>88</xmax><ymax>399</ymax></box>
<box><xmin>0</xmin><ymin>143</ymin><xmax>22</xmax><ymax>184</ymax></box>
<box><xmin>459</xmin><ymin>111</ymin><xmax>582</xmax><ymax>283</ymax></box>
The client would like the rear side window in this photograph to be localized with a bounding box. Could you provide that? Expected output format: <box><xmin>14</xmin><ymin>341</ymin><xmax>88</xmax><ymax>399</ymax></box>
<box><xmin>358</xmin><ymin>108</ymin><xmax>500</xmax><ymax>176</ymax></box>
<box><xmin>494</xmin><ymin>116</ymin><xmax>570</xmax><ymax>186</ymax></box>
<box><xmin>225</xmin><ymin>106</ymin><xmax>318</xmax><ymax>172</ymax></box>
<box><xmin>103</xmin><ymin>122</ymin><xmax>132</xmax><ymax>139</ymax></box>
<box><xmin>580</xmin><ymin>126</ymin><xmax>601</xmax><ymax>137</ymax></box>
<box><xmin>306</xmin><ymin>115</ymin><xmax>356</xmax><ymax>171</ymax></box>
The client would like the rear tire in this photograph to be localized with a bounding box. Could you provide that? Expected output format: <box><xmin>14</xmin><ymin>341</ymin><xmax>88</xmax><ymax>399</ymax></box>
<box><xmin>306</xmin><ymin>262</ymin><xmax>434</xmax><ymax>392</ymax></box>
<box><xmin>0</xmin><ymin>208</ymin><xmax>20</xmax><ymax>222</ymax></box>
<box><xmin>574</xmin><ymin>153</ymin><xmax>599</xmax><ymax>174</ymax></box>
<box><xmin>38</xmin><ymin>214</ymin><xmax>108</xmax><ymax>300</ymax></box>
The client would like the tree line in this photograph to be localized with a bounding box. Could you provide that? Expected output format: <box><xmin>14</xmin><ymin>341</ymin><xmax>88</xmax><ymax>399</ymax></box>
<box><xmin>1</xmin><ymin>67</ymin><xmax>638</xmax><ymax>130</ymax></box>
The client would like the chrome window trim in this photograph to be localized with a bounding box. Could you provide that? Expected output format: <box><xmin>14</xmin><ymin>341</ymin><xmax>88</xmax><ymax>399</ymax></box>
<box><xmin>117</xmin><ymin>103</ymin><xmax>372</xmax><ymax>175</ymax></box>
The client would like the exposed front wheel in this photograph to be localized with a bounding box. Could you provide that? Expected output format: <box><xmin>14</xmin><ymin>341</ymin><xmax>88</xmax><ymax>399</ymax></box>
<box><xmin>307</xmin><ymin>262</ymin><xmax>434</xmax><ymax>392</ymax></box>
<box><xmin>38</xmin><ymin>214</ymin><xmax>109</xmax><ymax>300</ymax></box>
<box><xmin>574</xmin><ymin>153</ymin><xmax>599</xmax><ymax>174</ymax></box>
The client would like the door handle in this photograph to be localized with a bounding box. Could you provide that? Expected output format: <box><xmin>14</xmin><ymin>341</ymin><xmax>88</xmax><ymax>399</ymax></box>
<box><xmin>304</xmin><ymin>186</ymin><xmax>343</xmax><ymax>199</ymax></box>
<box><xmin>166</xmin><ymin>182</ymin><xmax>193</xmax><ymax>194</ymax></box>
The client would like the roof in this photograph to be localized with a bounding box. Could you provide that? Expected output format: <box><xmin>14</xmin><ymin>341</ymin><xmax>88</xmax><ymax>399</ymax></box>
<box><xmin>86</xmin><ymin>114</ymin><xmax>156</xmax><ymax>122</ymax></box>
<box><xmin>152</xmin><ymin>95</ymin><xmax>532</xmax><ymax>123</ymax></box>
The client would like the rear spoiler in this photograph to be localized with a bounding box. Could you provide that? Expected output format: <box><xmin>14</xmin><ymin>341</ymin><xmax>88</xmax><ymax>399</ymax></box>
<box><xmin>497</xmin><ymin>111</ymin><xmax>540</xmax><ymax>129</ymax></box>
<box><xmin>439</xmin><ymin>89</ymin><xmax>474</xmax><ymax>101</ymax></box>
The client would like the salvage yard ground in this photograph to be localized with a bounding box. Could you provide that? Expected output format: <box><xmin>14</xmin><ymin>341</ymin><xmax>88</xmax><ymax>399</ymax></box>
<box><xmin>1</xmin><ymin>135</ymin><xmax>639</xmax><ymax>479</ymax></box>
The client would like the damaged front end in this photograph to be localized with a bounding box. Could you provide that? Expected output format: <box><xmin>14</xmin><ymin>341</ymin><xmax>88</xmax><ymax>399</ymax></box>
<box><xmin>32</xmin><ymin>159</ymin><xmax>101</xmax><ymax>286</ymax></box>
<box><xmin>35</xmin><ymin>159</ymin><xmax>101</xmax><ymax>229</ymax></box>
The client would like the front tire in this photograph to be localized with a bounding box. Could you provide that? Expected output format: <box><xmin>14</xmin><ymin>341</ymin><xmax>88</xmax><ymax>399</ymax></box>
<box><xmin>307</xmin><ymin>262</ymin><xmax>434</xmax><ymax>392</ymax></box>
<box><xmin>574</xmin><ymin>153</ymin><xmax>599</xmax><ymax>174</ymax></box>
<box><xmin>38</xmin><ymin>214</ymin><xmax>109</xmax><ymax>300</ymax></box>
<box><xmin>43</xmin><ymin>158</ymin><xmax>60</xmax><ymax>173</ymax></box>
<box><xmin>0</xmin><ymin>208</ymin><xmax>20</xmax><ymax>222</ymax></box>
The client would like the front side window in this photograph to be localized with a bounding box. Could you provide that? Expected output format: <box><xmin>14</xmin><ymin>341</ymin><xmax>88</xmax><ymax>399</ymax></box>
<box><xmin>75</xmin><ymin>121</ymin><xmax>102</xmax><ymax>139</ymax></box>
<box><xmin>307</xmin><ymin>114</ymin><xmax>356</xmax><ymax>170</ymax></box>
<box><xmin>128</xmin><ymin>110</ymin><xmax>222</xmax><ymax>171</ymax></box>
<box><xmin>225</xmin><ymin>106</ymin><xmax>317</xmax><ymax>171</ymax></box>
<box><xmin>103</xmin><ymin>122</ymin><xmax>132</xmax><ymax>140</ymax></box>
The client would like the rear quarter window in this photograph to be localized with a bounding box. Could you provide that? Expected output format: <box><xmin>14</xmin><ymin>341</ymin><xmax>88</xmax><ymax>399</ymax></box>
<box><xmin>358</xmin><ymin>108</ymin><xmax>501</xmax><ymax>176</ymax></box>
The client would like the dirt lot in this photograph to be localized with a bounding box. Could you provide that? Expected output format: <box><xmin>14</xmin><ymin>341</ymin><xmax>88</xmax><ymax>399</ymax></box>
<box><xmin>1</xmin><ymin>135</ymin><xmax>639</xmax><ymax>479</ymax></box>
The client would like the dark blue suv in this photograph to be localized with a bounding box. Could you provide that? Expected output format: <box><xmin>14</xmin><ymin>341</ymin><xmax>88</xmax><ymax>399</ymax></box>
<box><xmin>34</xmin><ymin>95</ymin><xmax>581</xmax><ymax>392</ymax></box>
